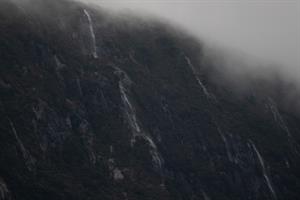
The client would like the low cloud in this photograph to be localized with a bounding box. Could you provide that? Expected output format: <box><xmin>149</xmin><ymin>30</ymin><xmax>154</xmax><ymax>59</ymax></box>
<box><xmin>79</xmin><ymin>0</ymin><xmax>300</xmax><ymax>84</ymax></box>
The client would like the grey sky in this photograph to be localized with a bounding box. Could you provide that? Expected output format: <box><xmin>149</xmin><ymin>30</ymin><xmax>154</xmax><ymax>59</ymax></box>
<box><xmin>81</xmin><ymin>0</ymin><xmax>300</xmax><ymax>80</ymax></box>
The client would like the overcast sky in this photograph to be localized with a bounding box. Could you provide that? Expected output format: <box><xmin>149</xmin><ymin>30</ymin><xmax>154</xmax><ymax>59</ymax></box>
<box><xmin>81</xmin><ymin>0</ymin><xmax>300</xmax><ymax>79</ymax></box>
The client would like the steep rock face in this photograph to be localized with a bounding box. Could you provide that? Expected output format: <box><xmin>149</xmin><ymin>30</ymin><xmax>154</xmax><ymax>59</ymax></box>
<box><xmin>0</xmin><ymin>0</ymin><xmax>299</xmax><ymax>200</ymax></box>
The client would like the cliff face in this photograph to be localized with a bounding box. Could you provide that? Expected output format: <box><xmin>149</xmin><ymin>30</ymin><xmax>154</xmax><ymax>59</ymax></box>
<box><xmin>0</xmin><ymin>1</ymin><xmax>299</xmax><ymax>200</ymax></box>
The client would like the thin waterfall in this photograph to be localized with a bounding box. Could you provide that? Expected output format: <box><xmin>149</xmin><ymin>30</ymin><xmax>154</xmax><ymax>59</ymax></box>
<box><xmin>8</xmin><ymin>119</ymin><xmax>36</xmax><ymax>171</ymax></box>
<box><xmin>267</xmin><ymin>98</ymin><xmax>299</xmax><ymax>155</ymax></box>
<box><xmin>201</xmin><ymin>190</ymin><xmax>211</xmax><ymax>200</ymax></box>
<box><xmin>267</xmin><ymin>98</ymin><xmax>291</xmax><ymax>136</ymax></box>
<box><xmin>184</xmin><ymin>55</ymin><xmax>212</xmax><ymax>99</ymax></box>
<box><xmin>114</xmin><ymin>66</ymin><xmax>163</xmax><ymax>171</ymax></box>
<box><xmin>216</xmin><ymin>126</ymin><xmax>233</xmax><ymax>162</ymax></box>
<box><xmin>76</xmin><ymin>77</ymin><xmax>83</xmax><ymax>97</ymax></box>
<box><xmin>0</xmin><ymin>178</ymin><xmax>10</xmax><ymax>200</ymax></box>
<box><xmin>83</xmin><ymin>9</ymin><xmax>98</xmax><ymax>59</ymax></box>
<box><xmin>250</xmin><ymin>140</ymin><xmax>277</xmax><ymax>200</ymax></box>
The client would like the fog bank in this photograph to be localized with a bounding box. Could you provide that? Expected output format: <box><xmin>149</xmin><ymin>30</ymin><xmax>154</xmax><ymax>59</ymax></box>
<box><xmin>79</xmin><ymin>0</ymin><xmax>300</xmax><ymax>83</ymax></box>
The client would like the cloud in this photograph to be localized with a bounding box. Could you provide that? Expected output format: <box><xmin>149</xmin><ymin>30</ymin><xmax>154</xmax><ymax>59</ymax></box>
<box><xmin>78</xmin><ymin>0</ymin><xmax>300</xmax><ymax>83</ymax></box>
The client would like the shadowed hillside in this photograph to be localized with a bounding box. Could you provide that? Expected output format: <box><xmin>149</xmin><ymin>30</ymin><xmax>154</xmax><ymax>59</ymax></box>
<box><xmin>0</xmin><ymin>0</ymin><xmax>299</xmax><ymax>199</ymax></box>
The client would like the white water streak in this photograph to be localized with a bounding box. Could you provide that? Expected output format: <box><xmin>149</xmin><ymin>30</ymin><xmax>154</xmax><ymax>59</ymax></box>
<box><xmin>54</xmin><ymin>55</ymin><xmax>64</xmax><ymax>70</ymax></box>
<box><xmin>202</xmin><ymin>190</ymin><xmax>211</xmax><ymax>200</ymax></box>
<box><xmin>83</xmin><ymin>9</ymin><xmax>98</xmax><ymax>59</ymax></box>
<box><xmin>114</xmin><ymin>67</ymin><xmax>140</xmax><ymax>137</ymax></box>
<box><xmin>8</xmin><ymin>119</ymin><xmax>35</xmax><ymax>171</ymax></box>
<box><xmin>53</xmin><ymin>55</ymin><xmax>66</xmax><ymax>85</ymax></box>
<box><xmin>142</xmin><ymin>135</ymin><xmax>163</xmax><ymax>170</ymax></box>
<box><xmin>114</xmin><ymin>67</ymin><xmax>163</xmax><ymax>171</ymax></box>
<box><xmin>110</xmin><ymin>145</ymin><xmax>114</xmax><ymax>154</ymax></box>
<box><xmin>250</xmin><ymin>140</ymin><xmax>277</xmax><ymax>200</ymax></box>
<box><xmin>217</xmin><ymin>126</ymin><xmax>233</xmax><ymax>162</ymax></box>
<box><xmin>267</xmin><ymin>98</ymin><xmax>291</xmax><ymax>136</ymax></box>
<box><xmin>76</xmin><ymin>77</ymin><xmax>83</xmax><ymax>97</ymax></box>
<box><xmin>0</xmin><ymin>178</ymin><xmax>9</xmax><ymax>200</ymax></box>
<box><xmin>184</xmin><ymin>55</ymin><xmax>212</xmax><ymax>99</ymax></box>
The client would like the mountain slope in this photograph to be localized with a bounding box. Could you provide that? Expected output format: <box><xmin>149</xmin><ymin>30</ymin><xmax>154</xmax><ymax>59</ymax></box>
<box><xmin>0</xmin><ymin>0</ymin><xmax>299</xmax><ymax>200</ymax></box>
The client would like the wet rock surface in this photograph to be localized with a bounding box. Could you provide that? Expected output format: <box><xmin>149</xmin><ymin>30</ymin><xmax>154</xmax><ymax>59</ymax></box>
<box><xmin>0</xmin><ymin>0</ymin><xmax>299</xmax><ymax>199</ymax></box>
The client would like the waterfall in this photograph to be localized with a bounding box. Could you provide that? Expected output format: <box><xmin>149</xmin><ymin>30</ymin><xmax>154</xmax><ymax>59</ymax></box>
<box><xmin>83</xmin><ymin>9</ymin><xmax>98</xmax><ymax>59</ymax></box>
<box><xmin>184</xmin><ymin>55</ymin><xmax>213</xmax><ymax>99</ymax></box>
<box><xmin>0</xmin><ymin>178</ymin><xmax>10</xmax><ymax>200</ymax></box>
<box><xmin>250</xmin><ymin>140</ymin><xmax>277</xmax><ymax>200</ymax></box>
<box><xmin>141</xmin><ymin>135</ymin><xmax>163</xmax><ymax>170</ymax></box>
<box><xmin>267</xmin><ymin>98</ymin><xmax>300</xmax><ymax>155</ymax></box>
<box><xmin>76</xmin><ymin>77</ymin><xmax>83</xmax><ymax>97</ymax></box>
<box><xmin>201</xmin><ymin>190</ymin><xmax>211</xmax><ymax>200</ymax></box>
<box><xmin>217</xmin><ymin>126</ymin><xmax>233</xmax><ymax>162</ymax></box>
<box><xmin>114</xmin><ymin>66</ymin><xmax>164</xmax><ymax>171</ymax></box>
<box><xmin>8</xmin><ymin>119</ymin><xmax>36</xmax><ymax>171</ymax></box>
<box><xmin>267</xmin><ymin>98</ymin><xmax>291</xmax><ymax>136</ymax></box>
<box><xmin>53</xmin><ymin>55</ymin><xmax>66</xmax><ymax>85</ymax></box>
<box><xmin>54</xmin><ymin>55</ymin><xmax>64</xmax><ymax>70</ymax></box>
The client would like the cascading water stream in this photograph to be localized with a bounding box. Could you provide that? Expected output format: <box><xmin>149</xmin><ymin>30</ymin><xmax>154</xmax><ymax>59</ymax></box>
<box><xmin>0</xmin><ymin>178</ymin><xmax>10</xmax><ymax>200</ymax></box>
<box><xmin>8</xmin><ymin>119</ymin><xmax>36</xmax><ymax>171</ymax></box>
<box><xmin>250</xmin><ymin>140</ymin><xmax>277</xmax><ymax>200</ymax></box>
<box><xmin>216</xmin><ymin>126</ymin><xmax>233</xmax><ymax>162</ymax></box>
<box><xmin>184</xmin><ymin>55</ymin><xmax>213</xmax><ymax>100</ymax></box>
<box><xmin>114</xmin><ymin>66</ymin><xmax>164</xmax><ymax>171</ymax></box>
<box><xmin>267</xmin><ymin>97</ymin><xmax>300</xmax><ymax>155</ymax></box>
<box><xmin>267</xmin><ymin>98</ymin><xmax>291</xmax><ymax>136</ymax></box>
<box><xmin>83</xmin><ymin>9</ymin><xmax>98</xmax><ymax>59</ymax></box>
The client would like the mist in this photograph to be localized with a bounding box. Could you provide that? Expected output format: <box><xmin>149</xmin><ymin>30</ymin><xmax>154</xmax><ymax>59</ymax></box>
<box><xmin>5</xmin><ymin>0</ymin><xmax>300</xmax><ymax>111</ymax></box>
<box><xmin>77</xmin><ymin>0</ymin><xmax>300</xmax><ymax>83</ymax></box>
